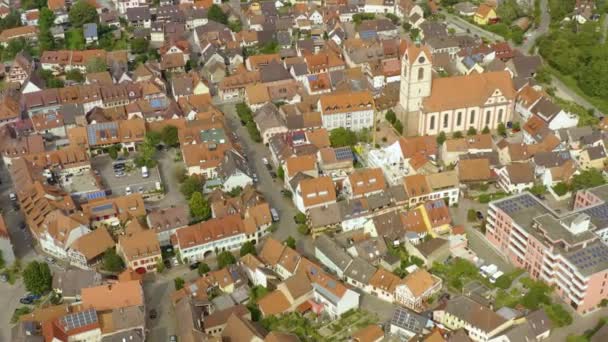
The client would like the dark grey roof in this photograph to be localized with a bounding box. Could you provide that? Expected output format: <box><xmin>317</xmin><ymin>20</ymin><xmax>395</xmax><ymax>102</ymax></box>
<box><xmin>314</xmin><ymin>234</ymin><xmax>353</xmax><ymax>272</ymax></box>
<box><xmin>586</xmin><ymin>145</ymin><xmax>606</xmax><ymax>160</ymax></box>
<box><xmin>257</xmin><ymin>30</ymin><xmax>277</xmax><ymax>45</ymax></box>
<box><xmin>340</xmin><ymin>198</ymin><xmax>370</xmax><ymax>221</ymax></box>
<box><xmin>343</xmin><ymin>257</ymin><xmax>376</xmax><ymax>284</ymax></box>
<box><xmin>526</xmin><ymin>309</ymin><xmax>552</xmax><ymax>337</ymax></box>
<box><xmin>511</xmin><ymin>54</ymin><xmax>542</xmax><ymax>78</ymax></box>
<box><xmin>289</xmin><ymin>63</ymin><xmax>308</xmax><ymax>76</ymax></box>
<box><xmin>127</xmin><ymin>6</ymin><xmax>151</xmax><ymax>21</ymax></box>
<box><xmin>296</xmin><ymin>39</ymin><xmax>314</xmax><ymax>54</ymax></box>
<box><xmin>52</xmin><ymin>269</ymin><xmax>102</xmax><ymax>297</ymax></box>
<box><xmin>280</xmin><ymin>48</ymin><xmax>298</xmax><ymax>58</ymax></box>
<box><xmin>531</xmin><ymin>97</ymin><xmax>562</xmax><ymax>121</ymax></box>
<box><xmin>218</xmin><ymin>150</ymin><xmax>250</xmax><ymax>179</ymax></box>
<box><xmin>372</xmin><ymin>210</ymin><xmax>403</xmax><ymax>241</ymax></box>
<box><xmin>419</xmin><ymin>21</ymin><xmax>448</xmax><ymax>38</ymax></box>
<box><xmin>277</xmin><ymin>30</ymin><xmax>291</xmax><ymax>46</ymax></box>
<box><xmin>259</xmin><ymin>60</ymin><xmax>292</xmax><ymax>83</ymax></box>
<box><xmin>581</xmin><ymin>131</ymin><xmax>603</xmax><ymax>145</ymax></box>
<box><xmin>366</xmin><ymin>191</ymin><xmax>392</xmax><ymax>210</ymax></box>
<box><xmin>533</xmin><ymin>151</ymin><xmax>571</xmax><ymax>168</ymax></box>
<box><xmin>58</xmin><ymin>103</ymin><xmax>84</xmax><ymax>125</ymax></box>
<box><xmin>460</xmin><ymin>151</ymin><xmax>500</xmax><ymax>166</ymax></box>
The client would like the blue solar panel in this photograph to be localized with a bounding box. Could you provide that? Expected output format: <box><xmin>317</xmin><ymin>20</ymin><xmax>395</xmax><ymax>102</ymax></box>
<box><xmin>150</xmin><ymin>98</ymin><xmax>164</xmax><ymax>108</ymax></box>
<box><xmin>87</xmin><ymin>122</ymin><xmax>118</xmax><ymax>146</ymax></box>
<box><xmin>334</xmin><ymin>147</ymin><xmax>354</xmax><ymax>161</ymax></box>
<box><xmin>92</xmin><ymin>203</ymin><xmax>114</xmax><ymax>213</ymax></box>
<box><xmin>87</xmin><ymin>191</ymin><xmax>106</xmax><ymax>200</ymax></box>
<box><xmin>308</xmin><ymin>75</ymin><xmax>318</xmax><ymax>81</ymax></box>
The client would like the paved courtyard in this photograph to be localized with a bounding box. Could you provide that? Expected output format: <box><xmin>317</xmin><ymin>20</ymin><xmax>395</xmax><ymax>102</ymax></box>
<box><xmin>91</xmin><ymin>155</ymin><xmax>162</xmax><ymax>196</ymax></box>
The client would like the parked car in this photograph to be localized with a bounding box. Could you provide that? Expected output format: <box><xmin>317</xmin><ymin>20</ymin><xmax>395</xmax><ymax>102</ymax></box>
<box><xmin>141</xmin><ymin>166</ymin><xmax>149</xmax><ymax>178</ymax></box>
<box><xmin>163</xmin><ymin>259</ymin><xmax>172</xmax><ymax>269</ymax></box>
<box><xmin>269</xmin><ymin>171</ymin><xmax>277</xmax><ymax>179</ymax></box>
<box><xmin>0</xmin><ymin>274</ymin><xmax>7</xmax><ymax>282</ymax></box>
<box><xmin>476</xmin><ymin>211</ymin><xmax>484</xmax><ymax>220</ymax></box>
<box><xmin>19</xmin><ymin>294</ymin><xmax>41</xmax><ymax>305</ymax></box>
<box><xmin>252</xmin><ymin>173</ymin><xmax>258</xmax><ymax>183</ymax></box>
<box><xmin>189</xmin><ymin>262</ymin><xmax>200</xmax><ymax>270</ymax></box>
<box><xmin>125</xmin><ymin>187</ymin><xmax>132</xmax><ymax>195</ymax></box>
<box><xmin>9</xmin><ymin>193</ymin><xmax>16</xmax><ymax>201</ymax></box>
<box><xmin>262</xmin><ymin>157</ymin><xmax>269</xmax><ymax>165</ymax></box>
<box><xmin>45</xmin><ymin>256</ymin><xmax>55</xmax><ymax>264</ymax></box>
<box><xmin>169</xmin><ymin>336</ymin><xmax>178</xmax><ymax>342</ymax></box>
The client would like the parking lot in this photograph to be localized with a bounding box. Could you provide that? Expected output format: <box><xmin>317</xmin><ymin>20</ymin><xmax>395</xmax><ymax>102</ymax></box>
<box><xmin>91</xmin><ymin>156</ymin><xmax>162</xmax><ymax>197</ymax></box>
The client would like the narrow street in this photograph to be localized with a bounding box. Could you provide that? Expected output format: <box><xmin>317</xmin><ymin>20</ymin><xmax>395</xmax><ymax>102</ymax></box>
<box><xmin>218</xmin><ymin>103</ymin><xmax>315</xmax><ymax>256</ymax></box>
<box><xmin>521</xmin><ymin>0</ymin><xmax>550</xmax><ymax>53</ymax></box>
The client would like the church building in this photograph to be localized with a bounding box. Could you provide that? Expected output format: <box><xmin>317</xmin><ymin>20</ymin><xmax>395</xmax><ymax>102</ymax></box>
<box><xmin>398</xmin><ymin>44</ymin><xmax>516</xmax><ymax>136</ymax></box>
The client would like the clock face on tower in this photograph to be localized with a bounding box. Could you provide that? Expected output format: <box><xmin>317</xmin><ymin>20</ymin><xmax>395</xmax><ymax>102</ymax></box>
<box><xmin>418</xmin><ymin>56</ymin><xmax>425</xmax><ymax>63</ymax></box>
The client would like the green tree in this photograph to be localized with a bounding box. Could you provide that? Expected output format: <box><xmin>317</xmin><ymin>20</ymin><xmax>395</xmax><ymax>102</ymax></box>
<box><xmin>353</xmin><ymin>13</ymin><xmax>375</xmax><ymax>25</ymax></box>
<box><xmin>482</xmin><ymin>126</ymin><xmax>490</xmax><ymax>134</ymax></box>
<box><xmin>0</xmin><ymin>11</ymin><xmax>22</xmax><ymax>31</ymax></box>
<box><xmin>180</xmin><ymin>175</ymin><xmax>204</xmax><ymax>199</ymax></box>
<box><xmin>174</xmin><ymin>277</ymin><xmax>185</xmax><ymax>290</ymax></box>
<box><xmin>512</xmin><ymin>122</ymin><xmax>521</xmax><ymax>131</ymax></box>
<box><xmin>22</xmin><ymin>261</ymin><xmax>52</xmax><ymax>295</ymax></box>
<box><xmin>385</xmin><ymin>109</ymin><xmax>396</xmax><ymax>124</ymax></box>
<box><xmin>161</xmin><ymin>125</ymin><xmax>179</xmax><ymax>146</ymax></box>
<box><xmin>228</xmin><ymin>19</ymin><xmax>242</xmax><ymax>32</ymax></box>
<box><xmin>217</xmin><ymin>251</ymin><xmax>236</xmax><ymax>268</ymax></box>
<box><xmin>452</xmin><ymin>131</ymin><xmax>463</xmax><ymax>139</ymax></box>
<box><xmin>197</xmin><ymin>262</ymin><xmax>210</xmax><ymax>275</ymax></box>
<box><xmin>240</xmin><ymin>241</ymin><xmax>256</xmax><ymax>256</ymax></box>
<box><xmin>0</xmin><ymin>250</ymin><xmax>4</xmax><ymax>269</ymax></box>
<box><xmin>409</xmin><ymin>28</ymin><xmax>420</xmax><ymax>41</ymax></box>
<box><xmin>65</xmin><ymin>28</ymin><xmax>85</xmax><ymax>50</ymax></box>
<box><xmin>297</xmin><ymin>224</ymin><xmax>309</xmax><ymax>235</ymax></box>
<box><xmin>102</xmin><ymin>248</ymin><xmax>125</xmax><ymax>272</ymax></box>
<box><xmin>552</xmin><ymin>182</ymin><xmax>570</xmax><ymax>196</ymax></box>
<box><xmin>571</xmin><ymin>169</ymin><xmax>606</xmax><ymax>190</ymax></box>
<box><xmin>39</xmin><ymin>8</ymin><xmax>55</xmax><ymax>30</ymax></box>
<box><xmin>86</xmin><ymin>57</ymin><xmax>107</xmax><ymax>73</ymax></box>
<box><xmin>467</xmin><ymin>127</ymin><xmax>477</xmax><ymax>136</ymax></box>
<box><xmin>497</xmin><ymin>123</ymin><xmax>507</xmax><ymax>137</ymax></box>
<box><xmin>436</xmin><ymin>132</ymin><xmax>446</xmax><ymax>145</ymax></box>
<box><xmin>69</xmin><ymin>0</ymin><xmax>99</xmax><ymax>28</ymax></box>
<box><xmin>294</xmin><ymin>212</ymin><xmax>307</xmax><ymax>224</ymax></box>
<box><xmin>530</xmin><ymin>184</ymin><xmax>547</xmax><ymax>196</ymax></box>
<box><xmin>277</xmin><ymin>165</ymin><xmax>284</xmax><ymax>180</ymax></box>
<box><xmin>208</xmin><ymin>4</ymin><xmax>228</xmax><ymax>24</ymax></box>
<box><xmin>545</xmin><ymin>303</ymin><xmax>573</xmax><ymax>327</ymax></box>
<box><xmin>108</xmin><ymin>145</ymin><xmax>119</xmax><ymax>160</ymax></box>
<box><xmin>156</xmin><ymin>259</ymin><xmax>165</xmax><ymax>273</ymax></box>
<box><xmin>131</xmin><ymin>37</ymin><xmax>150</xmax><ymax>55</ymax></box>
<box><xmin>284</xmin><ymin>236</ymin><xmax>296</xmax><ymax>249</ymax></box>
<box><xmin>329</xmin><ymin>128</ymin><xmax>358</xmax><ymax>147</ymax></box>
<box><xmin>246</xmin><ymin>121</ymin><xmax>262</xmax><ymax>142</ymax></box>
<box><xmin>189</xmin><ymin>191</ymin><xmax>211</xmax><ymax>220</ymax></box>
<box><xmin>393</xmin><ymin>120</ymin><xmax>404</xmax><ymax>134</ymax></box>
<box><xmin>65</xmin><ymin>69</ymin><xmax>85</xmax><ymax>83</ymax></box>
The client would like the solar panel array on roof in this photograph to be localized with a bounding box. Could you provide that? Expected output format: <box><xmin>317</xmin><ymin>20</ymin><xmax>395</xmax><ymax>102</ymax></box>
<box><xmin>569</xmin><ymin>243</ymin><xmax>608</xmax><ymax>271</ymax></box>
<box><xmin>582</xmin><ymin>203</ymin><xmax>608</xmax><ymax>222</ymax></box>
<box><xmin>334</xmin><ymin>147</ymin><xmax>354</xmax><ymax>161</ymax></box>
<box><xmin>92</xmin><ymin>203</ymin><xmax>114</xmax><ymax>213</ymax></box>
<box><xmin>391</xmin><ymin>307</ymin><xmax>422</xmax><ymax>332</ymax></box>
<box><xmin>150</xmin><ymin>98</ymin><xmax>166</xmax><ymax>109</ymax></box>
<box><xmin>86</xmin><ymin>191</ymin><xmax>106</xmax><ymax>200</ymax></box>
<box><xmin>60</xmin><ymin>308</ymin><xmax>98</xmax><ymax>331</ymax></box>
<box><xmin>496</xmin><ymin>194</ymin><xmax>537</xmax><ymax>214</ymax></box>
<box><xmin>87</xmin><ymin>122</ymin><xmax>118</xmax><ymax>146</ymax></box>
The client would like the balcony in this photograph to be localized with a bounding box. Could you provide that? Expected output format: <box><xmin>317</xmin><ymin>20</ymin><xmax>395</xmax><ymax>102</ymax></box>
<box><xmin>509</xmin><ymin>244</ymin><xmax>525</xmax><ymax>260</ymax></box>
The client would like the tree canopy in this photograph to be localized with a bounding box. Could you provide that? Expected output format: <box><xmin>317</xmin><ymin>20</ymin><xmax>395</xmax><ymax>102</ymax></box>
<box><xmin>102</xmin><ymin>248</ymin><xmax>125</xmax><ymax>273</ymax></box>
<box><xmin>86</xmin><ymin>57</ymin><xmax>108</xmax><ymax>73</ymax></box>
<box><xmin>69</xmin><ymin>0</ymin><xmax>99</xmax><ymax>28</ymax></box>
<box><xmin>189</xmin><ymin>191</ymin><xmax>211</xmax><ymax>220</ymax></box>
<box><xmin>329</xmin><ymin>128</ymin><xmax>357</xmax><ymax>147</ymax></box>
<box><xmin>161</xmin><ymin>125</ymin><xmax>179</xmax><ymax>146</ymax></box>
<box><xmin>22</xmin><ymin>261</ymin><xmax>52</xmax><ymax>295</ymax></box>
<box><xmin>240</xmin><ymin>241</ymin><xmax>256</xmax><ymax>257</ymax></box>
<box><xmin>208</xmin><ymin>5</ymin><xmax>228</xmax><ymax>24</ymax></box>
<box><xmin>217</xmin><ymin>251</ymin><xmax>236</xmax><ymax>268</ymax></box>
<box><xmin>571</xmin><ymin>169</ymin><xmax>606</xmax><ymax>191</ymax></box>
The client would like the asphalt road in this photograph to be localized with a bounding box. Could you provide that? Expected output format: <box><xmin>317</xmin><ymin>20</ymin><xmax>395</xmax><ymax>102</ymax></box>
<box><xmin>217</xmin><ymin>103</ymin><xmax>315</xmax><ymax>255</ymax></box>
<box><xmin>441</xmin><ymin>11</ymin><xmax>503</xmax><ymax>42</ymax></box>
<box><xmin>521</xmin><ymin>0</ymin><xmax>550</xmax><ymax>53</ymax></box>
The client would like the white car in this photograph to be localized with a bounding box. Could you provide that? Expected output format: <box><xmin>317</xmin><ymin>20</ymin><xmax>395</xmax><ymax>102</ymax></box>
<box><xmin>9</xmin><ymin>193</ymin><xmax>16</xmax><ymax>201</ymax></box>
<box><xmin>125</xmin><ymin>187</ymin><xmax>132</xmax><ymax>195</ymax></box>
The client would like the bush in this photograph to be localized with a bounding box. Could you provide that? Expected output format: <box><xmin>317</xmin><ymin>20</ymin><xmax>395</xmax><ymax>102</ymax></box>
<box><xmin>393</xmin><ymin>120</ymin><xmax>404</xmax><ymax>134</ymax></box>
<box><xmin>102</xmin><ymin>248</ymin><xmax>125</xmax><ymax>273</ymax></box>
<box><xmin>478</xmin><ymin>194</ymin><xmax>491</xmax><ymax>203</ymax></box>
<box><xmin>240</xmin><ymin>241</ymin><xmax>256</xmax><ymax>256</ymax></box>
<box><xmin>23</xmin><ymin>261</ymin><xmax>52</xmax><ymax>295</ymax></box>
<box><xmin>197</xmin><ymin>263</ymin><xmax>210</xmax><ymax>276</ymax></box>
<box><xmin>553</xmin><ymin>182</ymin><xmax>570</xmax><ymax>196</ymax></box>
<box><xmin>467</xmin><ymin>127</ymin><xmax>477</xmax><ymax>136</ymax></box>
<box><xmin>294</xmin><ymin>212</ymin><xmax>307</xmax><ymax>224</ymax></box>
<box><xmin>174</xmin><ymin>277</ymin><xmax>185</xmax><ymax>290</ymax></box>
<box><xmin>297</xmin><ymin>224</ymin><xmax>309</xmax><ymax>235</ymax></box>
<box><xmin>385</xmin><ymin>110</ymin><xmax>396</xmax><ymax>124</ymax></box>
<box><xmin>284</xmin><ymin>236</ymin><xmax>296</xmax><ymax>249</ymax></box>
<box><xmin>467</xmin><ymin>209</ymin><xmax>477</xmax><ymax>222</ymax></box>
<box><xmin>217</xmin><ymin>251</ymin><xmax>237</xmax><ymax>268</ymax></box>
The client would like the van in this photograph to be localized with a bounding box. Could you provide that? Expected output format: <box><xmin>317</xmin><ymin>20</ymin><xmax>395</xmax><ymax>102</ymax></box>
<box><xmin>270</xmin><ymin>208</ymin><xmax>279</xmax><ymax>222</ymax></box>
<box><xmin>481</xmin><ymin>264</ymin><xmax>498</xmax><ymax>278</ymax></box>
<box><xmin>142</xmin><ymin>166</ymin><xmax>149</xmax><ymax>178</ymax></box>
<box><xmin>490</xmin><ymin>271</ymin><xmax>504</xmax><ymax>284</ymax></box>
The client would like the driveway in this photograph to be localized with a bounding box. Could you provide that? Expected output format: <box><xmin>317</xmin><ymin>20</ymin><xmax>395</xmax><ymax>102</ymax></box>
<box><xmin>153</xmin><ymin>148</ymin><xmax>188</xmax><ymax>209</ymax></box>
<box><xmin>217</xmin><ymin>103</ymin><xmax>314</xmax><ymax>256</ymax></box>
<box><xmin>449</xmin><ymin>198</ymin><xmax>514</xmax><ymax>272</ymax></box>
<box><xmin>0</xmin><ymin>280</ymin><xmax>27</xmax><ymax>342</ymax></box>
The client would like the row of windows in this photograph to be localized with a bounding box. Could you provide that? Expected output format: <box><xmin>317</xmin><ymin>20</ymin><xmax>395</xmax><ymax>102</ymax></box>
<box><xmin>429</xmin><ymin>108</ymin><xmax>505</xmax><ymax>130</ymax></box>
